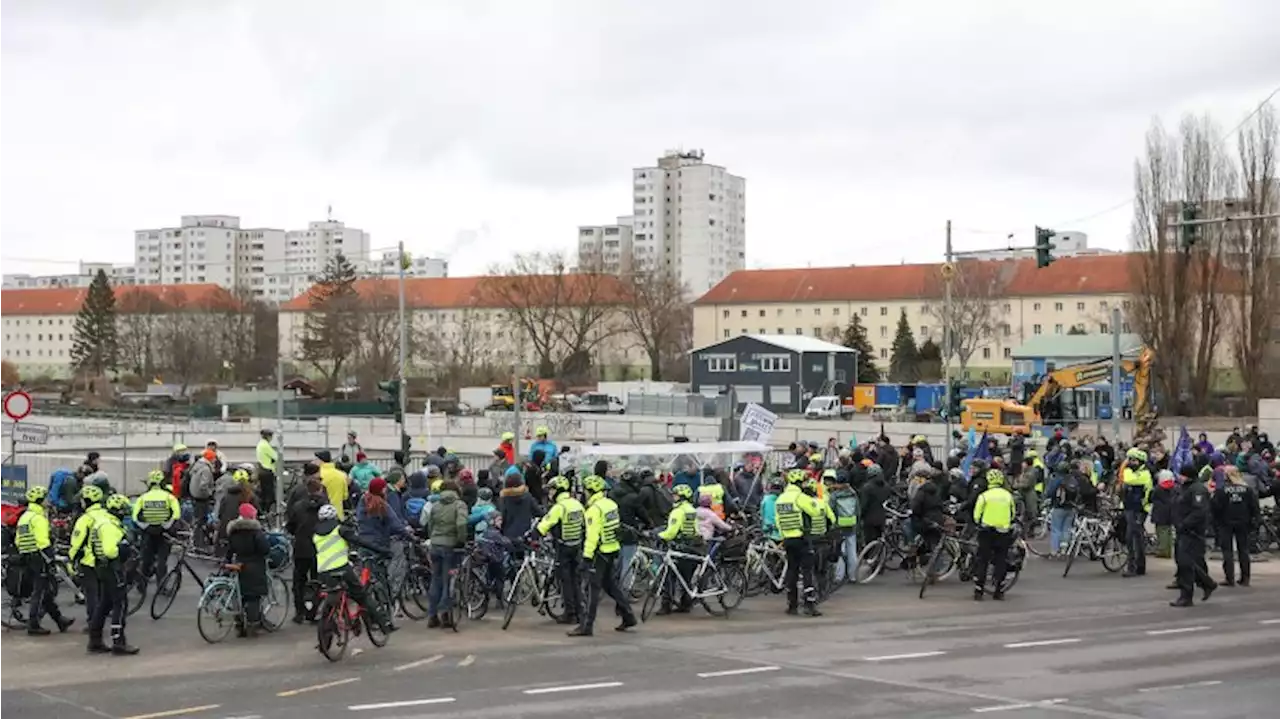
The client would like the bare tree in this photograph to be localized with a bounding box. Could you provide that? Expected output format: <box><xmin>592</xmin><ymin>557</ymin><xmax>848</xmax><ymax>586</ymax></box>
<box><xmin>617</xmin><ymin>270</ymin><xmax>691</xmax><ymax>381</ymax></box>
<box><xmin>419</xmin><ymin>304</ymin><xmax>504</xmax><ymax>391</ymax></box>
<box><xmin>351</xmin><ymin>283</ymin><xmax>404</xmax><ymax>397</ymax></box>
<box><xmin>116</xmin><ymin>289</ymin><xmax>172</xmax><ymax>379</ymax></box>
<box><xmin>924</xmin><ymin>260</ymin><xmax>1010</xmax><ymax>374</ymax></box>
<box><xmin>1228</xmin><ymin>105</ymin><xmax>1279</xmax><ymax>404</ymax></box>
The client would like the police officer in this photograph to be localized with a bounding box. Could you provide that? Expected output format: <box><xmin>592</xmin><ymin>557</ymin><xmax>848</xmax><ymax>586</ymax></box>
<box><xmin>536</xmin><ymin>476</ymin><xmax>585</xmax><ymax>625</ymax></box>
<box><xmin>1212</xmin><ymin>466</ymin><xmax>1260</xmax><ymax>587</ymax></box>
<box><xmin>971</xmin><ymin>469</ymin><xmax>1016</xmax><ymax>601</ymax></box>
<box><xmin>256</xmin><ymin>428</ymin><xmax>279</xmax><ymax>515</ymax></box>
<box><xmin>775</xmin><ymin>469</ymin><xmax>823</xmax><ymax>616</ymax></box>
<box><xmin>802</xmin><ymin>476</ymin><xmax>836</xmax><ymax>587</ymax></box>
<box><xmin>69</xmin><ymin>485</ymin><xmax>107</xmax><ymax>629</ymax></box>
<box><xmin>15</xmin><ymin>486</ymin><xmax>75</xmax><ymax>635</ymax></box>
<box><xmin>656</xmin><ymin>483</ymin><xmax>701</xmax><ymax>614</ymax></box>
<box><xmin>88</xmin><ymin>494</ymin><xmax>139</xmax><ymax>655</ymax></box>
<box><xmin>132</xmin><ymin>470</ymin><xmax>181</xmax><ymax>588</ymax></box>
<box><xmin>1172</xmin><ymin>465</ymin><xmax>1217</xmax><ymax>607</ymax></box>
<box><xmin>1120</xmin><ymin>448</ymin><xmax>1152</xmax><ymax>577</ymax></box>
<box><xmin>570</xmin><ymin>475</ymin><xmax>637</xmax><ymax>636</ymax></box>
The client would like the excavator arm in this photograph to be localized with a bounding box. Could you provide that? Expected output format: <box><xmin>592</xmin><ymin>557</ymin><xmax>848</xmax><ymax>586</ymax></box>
<box><xmin>1024</xmin><ymin>348</ymin><xmax>1154</xmax><ymax>424</ymax></box>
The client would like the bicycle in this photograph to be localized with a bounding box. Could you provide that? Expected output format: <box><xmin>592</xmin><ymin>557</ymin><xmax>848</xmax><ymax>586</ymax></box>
<box><xmin>316</xmin><ymin>563</ymin><xmax>391</xmax><ymax>662</ymax></box>
<box><xmin>501</xmin><ymin>536</ymin><xmax>567</xmax><ymax>630</ymax></box>
<box><xmin>151</xmin><ymin>535</ymin><xmax>207</xmax><ymax>620</ymax></box>
<box><xmin>1062</xmin><ymin>513</ymin><xmax>1128</xmax><ymax>577</ymax></box>
<box><xmin>196</xmin><ymin>564</ymin><xmax>289</xmax><ymax>643</ymax></box>
<box><xmin>398</xmin><ymin>539</ymin><xmax>432</xmax><ymax>620</ymax></box>
<box><xmin>917</xmin><ymin>523</ymin><xmax>965</xmax><ymax>599</ymax></box>
<box><xmin>742</xmin><ymin>534</ymin><xmax>788</xmax><ymax>596</ymax></box>
<box><xmin>638</xmin><ymin>539</ymin><xmax>735</xmax><ymax>620</ymax></box>
<box><xmin>854</xmin><ymin>506</ymin><xmax>912</xmax><ymax>584</ymax></box>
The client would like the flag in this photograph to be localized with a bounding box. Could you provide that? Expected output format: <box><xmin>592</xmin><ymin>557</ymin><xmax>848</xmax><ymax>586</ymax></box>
<box><xmin>961</xmin><ymin>431</ymin><xmax>991</xmax><ymax>480</ymax></box>
<box><xmin>1170</xmin><ymin>425</ymin><xmax>1193</xmax><ymax>476</ymax></box>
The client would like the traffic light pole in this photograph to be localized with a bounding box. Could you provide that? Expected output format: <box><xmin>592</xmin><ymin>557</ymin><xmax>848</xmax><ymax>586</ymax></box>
<box><xmin>942</xmin><ymin>220</ymin><xmax>954</xmax><ymax>460</ymax></box>
<box><xmin>397</xmin><ymin>240</ymin><xmax>409</xmax><ymax>455</ymax></box>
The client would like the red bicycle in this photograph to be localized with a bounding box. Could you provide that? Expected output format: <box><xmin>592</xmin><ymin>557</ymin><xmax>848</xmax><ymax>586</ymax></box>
<box><xmin>316</xmin><ymin>563</ymin><xmax>389</xmax><ymax>662</ymax></box>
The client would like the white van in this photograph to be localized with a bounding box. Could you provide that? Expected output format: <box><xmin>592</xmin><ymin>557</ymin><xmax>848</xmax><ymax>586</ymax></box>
<box><xmin>805</xmin><ymin>395</ymin><xmax>850</xmax><ymax>419</ymax></box>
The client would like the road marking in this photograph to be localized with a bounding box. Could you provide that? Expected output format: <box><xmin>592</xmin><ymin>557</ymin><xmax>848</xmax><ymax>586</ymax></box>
<box><xmin>523</xmin><ymin>681</ymin><xmax>624</xmax><ymax>695</ymax></box>
<box><xmin>862</xmin><ymin>651</ymin><xmax>947</xmax><ymax>662</ymax></box>
<box><xmin>1145</xmin><ymin>625</ymin><xmax>1210</xmax><ymax>636</ymax></box>
<box><xmin>458</xmin><ymin>654</ymin><xmax>476</xmax><ymax>667</ymax></box>
<box><xmin>223</xmin><ymin>715</ymin><xmax>261</xmax><ymax>719</ymax></box>
<box><xmin>277</xmin><ymin>677</ymin><xmax>361</xmax><ymax>697</ymax></box>
<box><xmin>1259</xmin><ymin>618</ymin><xmax>1280</xmax><ymax>625</ymax></box>
<box><xmin>121</xmin><ymin>706</ymin><xmax>222</xmax><ymax>719</ymax></box>
<box><xmin>972</xmin><ymin>699</ymin><xmax>1068</xmax><ymax>713</ymax></box>
<box><xmin>349</xmin><ymin>698</ymin><xmax>456</xmax><ymax>712</ymax></box>
<box><xmin>697</xmin><ymin>666</ymin><xmax>781</xmax><ymax>678</ymax></box>
<box><xmin>1138</xmin><ymin>680</ymin><xmax>1223</xmax><ymax>693</ymax></box>
<box><xmin>1004</xmin><ymin>638</ymin><xmax>1081</xmax><ymax>648</ymax></box>
<box><xmin>394</xmin><ymin>654</ymin><xmax>444</xmax><ymax>671</ymax></box>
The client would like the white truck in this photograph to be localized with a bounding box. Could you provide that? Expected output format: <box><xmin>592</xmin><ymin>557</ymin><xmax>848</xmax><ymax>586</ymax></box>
<box><xmin>570</xmin><ymin>392</ymin><xmax>626</xmax><ymax>414</ymax></box>
<box><xmin>458</xmin><ymin>386</ymin><xmax>495</xmax><ymax>413</ymax></box>
<box><xmin>804</xmin><ymin>395</ymin><xmax>854</xmax><ymax>419</ymax></box>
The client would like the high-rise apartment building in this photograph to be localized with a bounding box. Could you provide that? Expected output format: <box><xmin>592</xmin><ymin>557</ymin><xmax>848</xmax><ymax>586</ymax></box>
<box><xmin>3</xmin><ymin>261</ymin><xmax>136</xmax><ymax>289</ymax></box>
<box><xmin>631</xmin><ymin>149</ymin><xmax>746</xmax><ymax>295</ymax></box>
<box><xmin>577</xmin><ymin>216</ymin><xmax>635</xmax><ymax>274</ymax></box>
<box><xmin>372</xmin><ymin>251</ymin><xmax>449</xmax><ymax>278</ymax></box>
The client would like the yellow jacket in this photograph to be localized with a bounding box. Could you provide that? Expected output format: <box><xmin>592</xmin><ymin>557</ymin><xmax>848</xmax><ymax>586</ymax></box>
<box><xmin>319</xmin><ymin>462</ymin><xmax>350</xmax><ymax>519</ymax></box>
<box><xmin>70</xmin><ymin>506</ymin><xmax>107</xmax><ymax>568</ymax></box>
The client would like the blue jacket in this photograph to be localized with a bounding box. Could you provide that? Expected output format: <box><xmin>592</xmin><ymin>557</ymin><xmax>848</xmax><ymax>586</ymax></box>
<box><xmin>760</xmin><ymin>493</ymin><xmax>780</xmax><ymax>540</ymax></box>
<box><xmin>672</xmin><ymin>471</ymin><xmax>700</xmax><ymax>494</ymax></box>
<box><xmin>386</xmin><ymin>487</ymin><xmax>406</xmax><ymax>522</ymax></box>
<box><xmin>529</xmin><ymin>440</ymin><xmax>558</xmax><ymax>462</ymax></box>
<box><xmin>355</xmin><ymin>495</ymin><xmax>408</xmax><ymax>551</ymax></box>
<box><xmin>468</xmin><ymin>500</ymin><xmax>496</xmax><ymax>531</ymax></box>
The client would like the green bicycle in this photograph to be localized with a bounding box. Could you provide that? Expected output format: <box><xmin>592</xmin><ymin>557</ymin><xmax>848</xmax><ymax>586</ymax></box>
<box><xmin>196</xmin><ymin>564</ymin><xmax>289</xmax><ymax>643</ymax></box>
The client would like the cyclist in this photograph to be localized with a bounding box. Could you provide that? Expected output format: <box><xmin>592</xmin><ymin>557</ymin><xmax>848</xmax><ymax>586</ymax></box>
<box><xmin>88</xmin><ymin>494</ymin><xmax>139</xmax><ymax>655</ymax></box>
<box><xmin>802</xmin><ymin>476</ymin><xmax>837</xmax><ymax>584</ymax></box>
<box><xmin>775</xmin><ymin>469</ymin><xmax>823</xmax><ymax>617</ymax></box>
<box><xmin>535</xmin><ymin>476</ymin><xmax>585</xmax><ymax>626</ymax></box>
<box><xmin>15</xmin><ymin>486</ymin><xmax>75</xmax><ymax>635</ymax></box>
<box><xmin>570</xmin><ymin>474</ymin><xmax>637</xmax><ymax>636</ymax></box>
<box><xmin>971</xmin><ymin>468</ymin><xmax>1016</xmax><ymax>601</ymax></box>
<box><xmin>133</xmin><ymin>470</ymin><xmax>182</xmax><ymax>588</ymax></box>
<box><xmin>69</xmin><ymin>485</ymin><xmax>108</xmax><ymax>627</ymax></box>
<box><xmin>312</xmin><ymin>504</ymin><xmax>395</xmax><ymax>635</ymax></box>
<box><xmin>656</xmin><ymin>484</ymin><xmax>702</xmax><ymax>615</ymax></box>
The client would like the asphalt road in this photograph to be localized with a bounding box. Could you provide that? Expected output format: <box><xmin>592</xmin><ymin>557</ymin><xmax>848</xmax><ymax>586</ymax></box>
<box><xmin>3</xmin><ymin>553</ymin><xmax>1279</xmax><ymax>719</ymax></box>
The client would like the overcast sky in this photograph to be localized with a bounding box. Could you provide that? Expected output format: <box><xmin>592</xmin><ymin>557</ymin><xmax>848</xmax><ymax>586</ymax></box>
<box><xmin>3</xmin><ymin>0</ymin><xmax>1278</xmax><ymax>279</ymax></box>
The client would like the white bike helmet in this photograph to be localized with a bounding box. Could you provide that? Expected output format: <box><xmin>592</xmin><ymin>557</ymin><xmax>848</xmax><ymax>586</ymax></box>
<box><xmin>318</xmin><ymin>504</ymin><xmax>339</xmax><ymax>521</ymax></box>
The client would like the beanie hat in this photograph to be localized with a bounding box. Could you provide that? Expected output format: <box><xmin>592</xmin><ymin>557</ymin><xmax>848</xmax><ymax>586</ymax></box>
<box><xmin>238</xmin><ymin>503</ymin><xmax>258</xmax><ymax>520</ymax></box>
<box><xmin>369</xmin><ymin>477</ymin><xmax>387</xmax><ymax>495</ymax></box>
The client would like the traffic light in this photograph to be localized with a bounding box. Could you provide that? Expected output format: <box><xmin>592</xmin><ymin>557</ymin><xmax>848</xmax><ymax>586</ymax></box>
<box><xmin>949</xmin><ymin>381</ymin><xmax>964</xmax><ymax>419</ymax></box>
<box><xmin>1180</xmin><ymin>203</ymin><xmax>1200</xmax><ymax>250</ymax></box>
<box><xmin>377</xmin><ymin>379</ymin><xmax>400</xmax><ymax>402</ymax></box>
<box><xmin>1034</xmin><ymin>226</ymin><xmax>1056</xmax><ymax>268</ymax></box>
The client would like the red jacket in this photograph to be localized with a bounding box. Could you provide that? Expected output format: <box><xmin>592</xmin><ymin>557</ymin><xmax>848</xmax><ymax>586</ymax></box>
<box><xmin>499</xmin><ymin>441</ymin><xmax>515</xmax><ymax>466</ymax></box>
<box><xmin>170</xmin><ymin>461</ymin><xmax>189</xmax><ymax>499</ymax></box>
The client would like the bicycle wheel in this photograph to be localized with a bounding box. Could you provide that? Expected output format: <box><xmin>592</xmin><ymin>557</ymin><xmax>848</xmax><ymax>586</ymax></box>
<box><xmin>640</xmin><ymin>566</ymin><xmax>667</xmax><ymax>623</ymax></box>
<box><xmin>627</xmin><ymin>554</ymin><xmax>655</xmax><ymax>602</ymax></box>
<box><xmin>260</xmin><ymin>574</ymin><xmax>290</xmax><ymax>631</ymax></box>
<box><xmin>1062</xmin><ymin>538</ymin><xmax>1081</xmax><ymax>578</ymax></box>
<box><xmin>719</xmin><ymin>562</ymin><xmax>747</xmax><ymax>611</ymax></box>
<box><xmin>448</xmin><ymin>574</ymin><xmax>463</xmax><ymax>632</ymax></box>
<box><xmin>197</xmin><ymin>584</ymin><xmax>236</xmax><ymax>644</ymax></box>
<box><xmin>501</xmin><ymin>565</ymin><xmax>526</xmax><ymax>630</ymax></box>
<box><xmin>1100</xmin><ymin>536</ymin><xmax>1128</xmax><ymax>573</ymax></box>
<box><xmin>402</xmin><ymin>565</ymin><xmax>430</xmax><ymax>619</ymax></box>
<box><xmin>855</xmin><ymin>540</ymin><xmax>886</xmax><ymax>584</ymax></box>
<box><xmin>918</xmin><ymin>542</ymin><xmax>946</xmax><ymax>599</ymax></box>
<box><xmin>126</xmin><ymin>569</ymin><xmax>148</xmax><ymax>617</ymax></box>
<box><xmin>465</xmin><ymin>565</ymin><xmax>489</xmax><ymax>620</ymax></box>
<box><xmin>317</xmin><ymin>595</ymin><xmax>348</xmax><ymax>662</ymax></box>
<box><xmin>150</xmin><ymin>567</ymin><xmax>183</xmax><ymax>620</ymax></box>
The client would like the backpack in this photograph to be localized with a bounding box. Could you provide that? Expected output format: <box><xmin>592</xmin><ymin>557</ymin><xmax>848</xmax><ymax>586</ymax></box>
<box><xmin>48</xmin><ymin>469</ymin><xmax>75</xmax><ymax>509</ymax></box>
<box><xmin>643</xmin><ymin>483</ymin><xmax>673</xmax><ymax>523</ymax></box>
<box><xmin>832</xmin><ymin>491</ymin><xmax>859</xmax><ymax>529</ymax></box>
<box><xmin>1056</xmin><ymin>473</ymin><xmax>1081</xmax><ymax>506</ymax></box>
<box><xmin>404</xmin><ymin>496</ymin><xmax>428</xmax><ymax>528</ymax></box>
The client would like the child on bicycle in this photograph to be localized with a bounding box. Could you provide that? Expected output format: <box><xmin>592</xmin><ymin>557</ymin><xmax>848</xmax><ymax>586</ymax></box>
<box><xmin>477</xmin><ymin>510</ymin><xmax>511</xmax><ymax>603</ymax></box>
<box><xmin>224</xmin><ymin>503</ymin><xmax>270</xmax><ymax>636</ymax></box>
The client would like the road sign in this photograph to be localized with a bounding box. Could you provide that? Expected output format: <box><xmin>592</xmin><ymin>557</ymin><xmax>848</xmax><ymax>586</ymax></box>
<box><xmin>0</xmin><ymin>465</ymin><xmax>28</xmax><ymax>504</ymax></box>
<box><xmin>739</xmin><ymin>403</ymin><xmax>778</xmax><ymax>445</ymax></box>
<box><xmin>940</xmin><ymin>262</ymin><xmax>956</xmax><ymax>280</ymax></box>
<box><xmin>11</xmin><ymin>422</ymin><xmax>49</xmax><ymax>445</ymax></box>
<box><xmin>2</xmin><ymin>391</ymin><xmax>32</xmax><ymax>421</ymax></box>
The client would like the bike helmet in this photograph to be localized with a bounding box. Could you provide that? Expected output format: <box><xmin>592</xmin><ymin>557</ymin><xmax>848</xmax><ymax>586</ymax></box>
<box><xmin>822</xmin><ymin>468</ymin><xmax>838</xmax><ymax>480</ymax></box>
<box><xmin>147</xmin><ymin>469</ymin><xmax>165</xmax><ymax>487</ymax></box>
<box><xmin>673</xmin><ymin>484</ymin><xmax>694</xmax><ymax>501</ymax></box>
<box><xmin>105</xmin><ymin>494</ymin><xmax>131</xmax><ymax>514</ymax></box>
<box><xmin>985</xmin><ymin>468</ymin><xmax>1005</xmax><ymax>487</ymax></box>
<box><xmin>548</xmin><ymin>476</ymin><xmax>570</xmax><ymax>494</ymax></box>
<box><xmin>535</xmin><ymin>425</ymin><xmax>549</xmax><ymax>437</ymax></box>
<box><xmin>786</xmin><ymin>468</ymin><xmax>807</xmax><ymax>485</ymax></box>
<box><xmin>26</xmin><ymin>485</ymin><xmax>48</xmax><ymax>503</ymax></box>
<box><xmin>430</xmin><ymin>479</ymin><xmax>444</xmax><ymax>493</ymax></box>
<box><xmin>501</xmin><ymin>431</ymin><xmax>515</xmax><ymax>442</ymax></box>
<box><xmin>318</xmin><ymin>504</ymin><xmax>339</xmax><ymax>521</ymax></box>
<box><xmin>233</xmin><ymin>468</ymin><xmax>251</xmax><ymax>483</ymax></box>
<box><xmin>80</xmin><ymin>485</ymin><xmax>104</xmax><ymax>505</ymax></box>
<box><xmin>583</xmin><ymin>474</ymin><xmax>607</xmax><ymax>494</ymax></box>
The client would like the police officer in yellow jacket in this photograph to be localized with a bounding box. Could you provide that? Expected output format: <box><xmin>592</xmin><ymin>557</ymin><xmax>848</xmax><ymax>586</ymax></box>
<box><xmin>133</xmin><ymin>470</ymin><xmax>182</xmax><ymax>587</ymax></box>
<box><xmin>536</xmin><ymin>476</ymin><xmax>585</xmax><ymax>625</ymax></box>
<box><xmin>656</xmin><ymin>483</ymin><xmax>701</xmax><ymax>614</ymax></box>
<box><xmin>776</xmin><ymin>469</ymin><xmax>825</xmax><ymax>616</ymax></box>
<box><xmin>69</xmin><ymin>485</ymin><xmax>107</xmax><ymax>627</ymax></box>
<box><xmin>971</xmin><ymin>469</ymin><xmax>1016</xmax><ymax>601</ymax></box>
<box><xmin>802</xmin><ymin>476</ymin><xmax>836</xmax><ymax>586</ymax></box>
<box><xmin>88</xmin><ymin>494</ymin><xmax>139</xmax><ymax>655</ymax></box>
<box><xmin>569</xmin><ymin>475</ymin><xmax>637</xmax><ymax>636</ymax></box>
<box><xmin>1120</xmin><ymin>447</ymin><xmax>1153</xmax><ymax>577</ymax></box>
<box><xmin>15</xmin><ymin>486</ymin><xmax>75</xmax><ymax>635</ymax></box>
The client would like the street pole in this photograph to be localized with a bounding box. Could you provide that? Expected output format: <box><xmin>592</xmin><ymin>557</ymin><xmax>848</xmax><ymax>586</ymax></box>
<box><xmin>275</xmin><ymin>355</ymin><xmax>285</xmax><ymax>513</ymax></box>
<box><xmin>511</xmin><ymin>369</ymin><xmax>521</xmax><ymax>459</ymax></box>
<box><xmin>397</xmin><ymin>240</ymin><xmax>409</xmax><ymax>456</ymax></box>
<box><xmin>943</xmin><ymin>220</ymin><xmax>954</xmax><ymax>460</ymax></box>
<box><xmin>1110</xmin><ymin>307</ymin><xmax>1122</xmax><ymax>442</ymax></box>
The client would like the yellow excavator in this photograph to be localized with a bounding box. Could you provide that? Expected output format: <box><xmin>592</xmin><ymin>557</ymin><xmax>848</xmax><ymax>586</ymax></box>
<box><xmin>961</xmin><ymin>348</ymin><xmax>1155</xmax><ymax>436</ymax></box>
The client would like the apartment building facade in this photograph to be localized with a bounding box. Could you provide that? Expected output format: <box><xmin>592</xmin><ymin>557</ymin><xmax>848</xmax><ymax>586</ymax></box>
<box><xmin>576</xmin><ymin>216</ymin><xmax>635</xmax><ymax>274</ymax></box>
<box><xmin>691</xmin><ymin>254</ymin><xmax>1218</xmax><ymax>383</ymax></box>
<box><xmin>3</xmin><ymin>262</ymin><xmax>137</xmax><ymax>290</ymax></box>
<box><xmin>370</xmin><ymin>251</ymin><xmax>449</xmax><ymax>278</ymax></box>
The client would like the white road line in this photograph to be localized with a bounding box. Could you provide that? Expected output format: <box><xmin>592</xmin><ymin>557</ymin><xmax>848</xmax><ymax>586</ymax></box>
<box><xmin>348</xmin><ymin>698</ymin><xmax>456</xmax><ymax>712</ymax></box>
<box><xmin>458</xmin><ymin>654</ymin><xmax>476</xmax><ymax>667</ymax></box>
<box><xmin>1260</xmin><ymin>618</ymin><xmax>1280</xmax><ymax>625</ymax></box>
<box><xmin>1138</xmin><ymin>680</ymin><xmax>1223</xmax><ymax>693</ymax></box>
<box><xmin>971</xmin><ymin>699</ymin><xmax>1067</xmax><ymax>713</ymax></box>
<box><xmin>523</xmin><ymin>681</ymin><xmax>624</xmax><ymax>695</ymax></box>
<box><xmin>277</xmin><ymin>677</ymin><xmax>361</xmax><ymax>697</ymax></box>
<box><xmin>223</xmin><ymin>715</ymin><xmax>261</xmax><ymax>719</ymax></box>
<box><xmin>697</xmin><ymin>666</ymin><xmax>781</xmax><ymax>678</ymax></box>
<box><xmin>394</xmin><ymin>654</ymin><xmax>444</xmax><ymax>672</ymax></box>
<box><xmin>1003</xmin><ymin>638</ymin><xmax>1081</xmax><ymax>649</ymax></box>
<box><xmin>121</xmin><ymin>707</ymin><xmax>221</xmax><ymax>719</ymax></box>
<box><xmin>862</xmin><ymin>651</ymin><xmax>947</xmax><ymax>662</ymax></box>
<box><xmin>1145</xmin><ymin>625</ymin><xmax>1211</xmax><ymax>636</ymax></box>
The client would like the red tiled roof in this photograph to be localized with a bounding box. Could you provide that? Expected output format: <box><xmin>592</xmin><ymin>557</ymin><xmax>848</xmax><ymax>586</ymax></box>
<box><xmin>1</xmin><ymin>284</ymin><xmax>236</xmax><ymax>315</ymax></box>
<box><xmin>694</xmin><ymin>254</ymin><xmax>1144</xmax><ymax>305</ymax></box>
<box><xmin>280</xmin><ymin>274</ymin><xmax>632</xmax><ymax>311</ymax></box>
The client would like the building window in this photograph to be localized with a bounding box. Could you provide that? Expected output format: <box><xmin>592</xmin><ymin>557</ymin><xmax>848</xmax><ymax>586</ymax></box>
<box><xmin>1100</xmin><ymin>323</ymin><xmax>1110</xmax><ymax>334</ymax></box>
<box><xmin>1002</xmin><ymin>303</ymin><xmax>1011</xmax><ymax>313</ymax></box>
<box><xmin>778</xmin><ymin>328</ymin><xmax>786</xmax><ymax>335</ymax></box>
<box><xmin>722</xmin><ymin>310</ymin><xmax>729</xmax><ymax>318</ymax></box>
<box><xmin>723</xmin><ymin>329</ymin><xmax>730</xmax><ymax>338</ymax></box>
<box><xmin>1100</xmin><ymin>300</ymin><xmax>1109</xmax><ymax>310</ymax></box>
<box><xmin>1054</xmin><ymin>302</ymin><xmax>1063</xmax><ymax>311</ymax></box>
<box><xmin>777</xmin><ymin>308</ymin><xmax>784</xmax><ymax>317</ymax></box>
<box><xmin>761</xmin><ymin>355</ymin><xmax>791</xmax><ymax>372</ymax></box>
<box><xmin>1033</xmin><ymin>324</ymin><xmax>1042</xmax><ymax>335</ymax></box>
<box><xmin>759</xmin><ymin>309</ymin><xmax>766</xmax><ymax>317</ymax></box>
<box><xmin>1003</xmin><ymin>347</ymin><xmax>1011</xmax><ymax>359</ymax></box>
<box><xmin>879</xmin><ymin>306</ymin><xmax>887</xmax><ymax>316</ymax></box>
<box><xmin>879</xmin><ymin>348</ymin><xmax>888</xmax><ymax>359</ymax></box>
<box><xmin>707</xmin><ymin>355</ymin><xmax>737</xmax><ymax>372</ymax></box>
<box><xmin>1033</xmin><ymin>302</ymin><xmax>1042</xmax><ymax>311</ymax></box>
<box><xmin>832</xmin><ymin>307</ymin><xmax>840</xmax><ymax>316</ymax></box>
<box><xmin>860</xmin><ymin>306</ymin><xmax>868</xmax><ymax>316</ymax></box>
<box><xmin>879</xmin><ymin>326</ymin><xmax>887</xmax><ymax>338</ymax></box>
<box><xmin>740</xmin><ymin>310</ymin><xmax>747</xmax><ymax>318</ymax></box>
<box><xmin>1002</xmin><ymin>323</ymin><xmax>1011</xmax><ymax>337</ymax></box>
<box><xmin>920</xmin><ymin>326</ymin><xmax>928</xmax><ymax>338</ymax></box>
<box><xmin>813</xmin><ymin>308</ymin><xmax>821</xmax><ymax>316</ymax></box>
<box><xmin>759</xmin><ymin>328</ymin><xmax>766</xmax><ymax>334</ymax></box>
<box><xmin>1122</xmin><ymin>322</ymin><xmax>1131</xmax><ymax>333</ymax></box>
<box><xmin>1076</xmin><ymin>302</ymin><xmax>1085</xmax><ymax>312</ymax></box>
<box><xmin>1054</xmin><ymin>324</ymin><xmax>1063</xmax><ymax>334</ymax></box>
<box><xmin>813</xmin><ymin>327</ymin><xmax>823</xmax><ymax>336</ymax></box>
<box><xmin>982</xmin><ymin>347</ymin><xmax>991</xmax><ymax>359</ymax></box>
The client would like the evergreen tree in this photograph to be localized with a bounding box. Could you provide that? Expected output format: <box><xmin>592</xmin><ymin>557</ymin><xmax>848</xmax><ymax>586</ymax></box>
<box><xmin>838</xmin><ymin>314</ymin><xmax>880</xmax><ymax>383</ymax></box>
<box><xmin>889</xmin><ymin>308</ymin><xmax>920</xmax><ymax>382</ymax></box>
<box><xmin>69</xmin><ymin>270</ymin><xmax>118</xmax><ymax>378</ymax></box>
<box><xmin>917</xmin><ymin>337</ymin><xmax>943</xmax><ymax>381</ymax></box>
<box><xmin>299</xmin><ymin>253</ymin><xmax>361</xmax><ymax>395</ymax></box>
